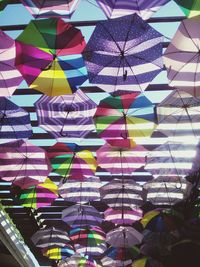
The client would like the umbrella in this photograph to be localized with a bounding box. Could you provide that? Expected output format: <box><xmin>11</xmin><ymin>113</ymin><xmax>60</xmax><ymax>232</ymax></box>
<box><xmin>42</xmin><ymin>244</ymin><xmax>74</xmax><ymax>260</ymax></box>
<box><xmin>100</xmin><ymin>178</ymin><xmax>144</xmax><ymax>210</ymax></box>
<box><xmin>144</xmin><ymin>141</ymin><xmax>200</xmax><ymax>178</ymax></box>
<box><xmin>0</xmin><ymin>97</ymin><xmax>32</xmax><ymax>142</ymax></box>
<box><xmin>15</xmin><ymin>18</ymin><xmax>87</xmax><ymax>96</ymax></box>
<box><xmin>132</xmin><ymin>257</ymin><xmax>164</xmax><ymax>267</ymax></box>
<box><xmin>143</xmin><ymin>176</ymin><xmax>192</xmax><ymax>205</ymax></box>
<box><xmin>74</xmin><ymin>242</ymin><xmax>107</xmax><ymax>257</ymax></box>
<box><xmin>58</xmin><ymin>253</ymin><xmax>100</xmax><ymax>267</ymax></box>
<box><xmin>174</xmin><ymin>0</ymin><xmax>200</xmax><ymax>18</ymax></box>
<box><xmin>0</xmin><ymin>30</ymin><xmax>23</xmax><ymax>97</ymax></box>
<box><xmin>58</xmin><ymin>175</ymin><xmax>101</xmax><ymax>203</ymax></box>
<box><xmin>156</xmin><ymin>89</ymin><xmax>200</xmax><ymax>139</ymax></box>
<box><xmin>83</xmin><ymin>14</ymin><xmax>163</xmax><ymax>93</ymax></box>
<box><xmin>0</xmin><ymin>140</ymin><xmax>51</xmax><ymax>187</ymax></box>
<box><xmin>106</xmin><ymin>226</ymin><xmax>143</xmax><ymax>248</ymax></box>
<box><xmin>14</xmin><ymin>177</ymin><xmax>58</xmax><ymax>209</ymax></box>
<box><xmin>163</xmin><ymin>15</ymin><xmax>200</xmax><ymax>89</ymax></box>
<box><xmin>35</xmin><ymin>89</ymin><xmax>97</xmax><ymax>139</ymax></box>
<box><xmin>31</xmin><ymin>227</ymin><xmax>70</xmax><ymax>248</ymax></box>
<box><xmin>48</xmin><ymin>142</ymin><xmax>97</xmax><ymax>179</ymax></box>
<box><xmin>21</xmin><ymin>0</ymin><xmax>81</xmax><ymax>18</ymax></box>
<box><xmin>61</xmin><ymin>204</ymin><xmax>103</xmax><ymax>227</ymax></box>
<box><xmin>97</xmin><ymin>0</ymin><xmax>170</xmax><ymax>20</ymax></box>
<box><xmin>95</xmin><ymin>92</ymin><xmax>156</xmax><ymax>143</ymax></box>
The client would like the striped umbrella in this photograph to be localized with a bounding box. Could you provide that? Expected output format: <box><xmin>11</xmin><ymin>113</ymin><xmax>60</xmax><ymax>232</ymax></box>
<box><xmin>58</xmin><ymin>253</ymin><xmax>100</xmax><ymax>267</ymax></box>
<box><xmin>0</xmin><ymin>140</ymin><xmax>51</xmax><ymax>186</ymax></box>
<box><xmin>15</xmin><ymin>18</ymin><xmax>87</xmax><ymax>96</ymax></box>
<box><xmin>35</xmin><ymin>89</ymin><xmax>97</xmax><ymax>139</ymax></box>
<box><xmin>48</xmin><ymin>142</ymin><xmax>97</xmax><ymax>179</ymax></box>
<box><xmin>95</xmin><ymin>92</ymin><xmax>156</xmax><ymax>144</ymax></box>
<box><xmin>100</xmin><ymin>178</ymin><xmax>144</xmax><ymax>210</ymax></box>
<box><xmin>174</xmin><ymin>0</ymin><xmax>200</xmax><ymax>18</ymax></box>
<box><xmin>74</xmin><ymin>242</ymin><xmax>107</xmax><ymax>257</ymax></box>
<box><xmin>21</xmin><ymin>0</ymin><xmax>81</xmax><ymax>18</ymax></box>
<box><xmin>97</xmin><ymin>0</ymin><xmax>170</xmax><ymax>20</ymax></box>
<box><xmin>62</xmin><ymin>204</ymin><xmax>103</xmax><ymax>227</ymax></box>
<box><xmin>58</xmin><ymin>176</ymin><xmax>101</xmax><ymax>203</ymax></box>
<box><xmin>42</xmin><ymin>244</ymin><xmax>74</xmax><ymax>260</ymax></box>
<box><xmin>0</xmin><ymin>30</ymin><xmax>23</xmax><ymax>97</ymax></box>
<box><xmin>83</xmin><ymin>14</ymin><xmax>163</xmax><ymax>93</ymax></box>
<box><xmin>132</xmin><ymin>257</ymin><xmax>164</xmax><ymax>267</ymax></box>
<box><xmin>0</xmin><ymin>97</ymin><xmax>32</xmax><ymax>142</ymax></box>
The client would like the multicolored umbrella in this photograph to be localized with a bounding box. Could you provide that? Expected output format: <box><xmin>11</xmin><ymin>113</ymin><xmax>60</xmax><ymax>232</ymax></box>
<box><xmin>58</xmin><ymin>253</ymin><xmax>100</xmax><ymax>267</ymax></box>
<box><xmin>95</xmin><ymin>92</ymin><xmax>156</xmax><ymax>143</ymax></box>
<box><xmin>48</xmin><ymin>142</ymin><xmax>97</xmax><ymax>179</ymax></box>
<box><xmin>97</xmin><ymin>0</ymin><xmax>170</xmax><ymax>20</ymax></box>
<box><xmin>35</xmin><ymin>89</ymin><xmax>97</xmax><ymax>139</ymax></box>
<box><xmin>0</xmin><ymin>30</ymin><xmax>23</xmax><ymax>96</ymax></box>
<box><xmin>163</xmin><ymin>16</ymin><xmax>200</xmax><ymax>89</ymax></box>
<box><xmin>21</xmin><ymin>0</ymin><xmax>81</xmax><ymax>18</ymax></box>
<box><xmin>174</xmin><ymin>0</ymin><xmax>200</xmax><ymax>18</ymax></box>
<box><xmin>42</xmin><ymin>244</ymin><xmax>74</xmax><ymax>260</ymax></box>
<box><xmin>0</xmin><ymin>97</ymin><xmax>32</xmax><ymax>142</ymax></box>
<box><xmin>132</xmin><ymin>257</ymin><xmax>164</xmax><ymax>267</ymax></box>
<box><xmin>15</xmin><ymin>18</ymin><xmax>87</xmax><ymax>96</ymax></box>
<box><xmin>83</xmin><ymin>14</ymin><xmax>163</xmax><ymax>93</ymax></box>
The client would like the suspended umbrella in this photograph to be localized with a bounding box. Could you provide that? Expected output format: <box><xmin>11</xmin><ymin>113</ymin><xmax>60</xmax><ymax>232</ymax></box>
<box><xmin>144</xmin><ymin>141</ymin><xmax>200</xmax><ymax>178</ymax></box>
<box><xmin>174</xmin><ymin>0</ymin><xmax>200</xmax><ymax>18</ymax></box>
<box><xmin>42</xmin><ymin>244</ymin><xmax>75</xmax><ymax>260</ymax></box>
<box><xmin>58</xmin><ymin>253</ymin><xmax>100</xmax><ymax>267</ymax></box>
<box><xmin>83</xmin><ymin>13</ymin><xmax>163</xmax><ymax>93</ymax></box>
<box><xmin>35</xmin><ymin>89</ymin><xmax>97</xmax><ymax>139</ymax></box>
<box><xmin>132</xmin><ymin>257</ymin><xmax>164</xmax><ymax>267</ymax></box>
<box><xmin>58</xmin><ymin>175</ymin><xmax>101</xmax><ymax>203</ymax></box>
<box><xmin>74</xmin><ymin>242</ymin><xmax>107</xmax><ymax>257</ymax></box>
<box><xmin>95</xmin><ymin>92</ymin><xmax>156</xmax><ymax>143</ymax></box>
<box><xmin>0</xmin><ymin>30</ymin><xmax>23</xmax><ymax>97</ymax></box>
<box><xmin>21</xmin><ymin>0</ymin><xmax>81</xmax><ymax>18</ymax></box>
<box><xmin>163</xmin><ymin>15</ymin><xmax>200</xmax><ymax>89</ymax></box>
<box><xmin>106</xmin><ymin>226</ymin><xmax>143</xmax><ymax>248</ymax></box>
<box><xmin>100</xmin><ymin>178</ymin><xmax>144</xmax><ymax>210</ymax></box>
<box><xmin>61</xmin><ymin>204</ymin><xmax>103</xmax><ymax>227</ymax></box>
<box><xmin>48</xmin><ymin>142</ymin><xmax>97</xmax><ymax>179</ymax></box>
<box><xmin>97</xmin><ymin>0</ymin><xmax>170</xmax><ymax>20</ymax></box>
<box><xmin>15</xmin><ymin>18</ymin><xmax>87</xmax><ymax>96</ymax></box>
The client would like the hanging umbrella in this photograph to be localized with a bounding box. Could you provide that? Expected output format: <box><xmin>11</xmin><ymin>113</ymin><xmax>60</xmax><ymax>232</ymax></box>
<box><xmin>48</xmin><ymin>142</ymin><xmax>97</xmax><ymax>179</ymax></box>
<box><xmin>132</xmin><ymin>257</ymin><xmax>164</xmax><ymax>267</ymax></box>
<box><xmin>58</xmin><ymin>253</ymin><xmax>100</xmax><ymax>267</ymax></box>
<box><xmin>95</xmin><ymin>92</ymin><xmax>156</xmax><ymax>143</ymax></box>
<box><xmin>61</xmin><ymin>204</ymin><xmax>103</xmax><ymax>227</ymax></box>
<box><xmin>83</xmin><ymin>14</ymin><xmax>164</xmax><ymax>93</ymax></box>
<box><xmin>0</xmin><ymin>140</ymin><xmax>51</xmax><ymax>188</ymax></box>
<box><xmin>21</xmin><ymin>0</ymin><xmax>81</xmax><ymax>18</ymax></box>
<box><xmin>0</xmin><ymin>97</ymin><xmax>32</xmax><ymax>142</ymax></box>
<box><xmin>106</xmin><ymin>226</ymin><xmax>143</xmax><ymax>248</ymax></box>
<box><xmin>174</xmin><ymin>0</ymin><xmax>200</xmax><ymax>18</ymax></box>
<box><xmin>144</xmin><ymin>141</ymin><xmax>200</xmax><ymax>178</ymax></box>
<box><xmin>100</xmin><ymin>178</ymin><xmax>144</xmax><ymax>210</ymax></box>
<box><xmin>74</xmin><ymin>242</ymin><xmax>107</xmax><ymax>258</ymax></box>
<box><xmin>14</xmin><ymin>177</ymin><xmax>58</xmax><ymax>209</ymax></box>
<box><xmin>0</xmin><ymin>30</ymin><xmax>23</xmax><ymax>97</ymax></box>
<box><xmin>42</xmin><ymin>244</ymin><xmax>75</xmax><ymax>260</ymax></box>
<box><xmin>15</xmin><ymin>18</ymin><xmax>87</xmax><ymax>96</ymax></box>
<box><xmin>58</xmin><ymin>175</ymin><xmax>101</xmax><ymax>203</ymax></box>
<box><xmin>35</xmin><ymin>89</ymin><xmax>97</xmax><ymax>139</ymax></box>
<box><xmin>97</xmin><ymin>0</ymin><xmax>170</xmax><ymax>20</ymax></box>
<box><xmin>163</xmin><ymin>15</ymin><xmax>200</xmax><ymax>89</ymax></box>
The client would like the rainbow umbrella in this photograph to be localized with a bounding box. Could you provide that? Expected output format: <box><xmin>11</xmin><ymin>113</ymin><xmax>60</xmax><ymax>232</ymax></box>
<box><xmin>42</xmin><ymin>244</ymin><xmax>74</xmax><ymax>260</ymax></box>
<box><xmin>58</xmin><ymin>253</ymin><xmax>100</xmax><ymax>267</ymax></box>
<box><xmin>15</xmin><ymin>18</ymin><xmax>87</xmax><ymax>96</ymax></box>
<box><xmin>132</xmin><ymin>257</ymin><xmax>164</xmax><ymax>267</ymax></box>
<box><xmin>174</xmin><ymin>0</ymin><xmax>200</xmax><ymax>18</ymax></box>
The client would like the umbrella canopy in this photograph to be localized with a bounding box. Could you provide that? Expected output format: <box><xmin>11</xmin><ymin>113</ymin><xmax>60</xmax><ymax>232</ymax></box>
<box><xmin>100</xmin><ymin>178</ymin><xmax>144</xmax><ymax>210</ymax></box>
<box><xmin>58</xmin><ymin>253</ymin><xmax>100</xmax><ymax>267</ymax></box>
<box><xmin>97</xmin><ymin>0</ymin><xmax>170</xmax><ymax>20</ymax></box>
<box><xmin>74</xmin><ymin>242</ymin><xmax>107</xmax><ymax>257</ymax></box>
<box><xmin>0</xmin><ymin>30</ymin><xmax>23</xmax><ymax>97</ymax></box>
<box><xmin>83</xmin><ymin>14</ymin><xmax>163</xmax><ymax>93</ymax></box>
<box><xmin>106</xmin><ymin>226</ymin><xmax>143</xmax><ymax>248</ymax></box>
<box><xmin>42</xmin><ymin>244</ymin><xmax>74</xmax><ymax>260</ymax></box>
<box><xmin>61</xmin><ymin>204</ymin><xmax>103</xmax><ymax>227</ymax></box>
<box><xmin>35</xmin><ymin>89</ymin><xmax>97</xmax><ymax>139</ymax></box>
<box><xmin>48</xmin><ymin>142</ymin><xmax>97</xmax><ymax>179</ymax></box>
<box><xmin>132</xmin><ymin>257</ymin><xmax>164</xmax><ymax>267</ymax></box>
<box><xmin>0</xmin><ymin>140</ymin><xmax>51</xmax><ymax>186</ymax></box>
<box><xmin>95</xmin><ymin>92</ymin><xmax>156</xmax><ymax>143</ymax></box>
<box><xmin>15</xmin><ymin>18</ymin><xmax>87</xmax><ymax>96</ymax></box>
<box><xmin>21</xmin><ymin>0</ymin><xmax>81</xmax><ymax>18</ymax></box>
<box><xmin>174</xmin><ymin>0</ymin><xmax>200</xmax><ymax>18</ymax></box>
<box><xmin>163</xmin><ymin>15</ymin><xmax>200</xmax><ymax>89</ymax></box>
<box><xmin>0</xmin><ymin>97</ymin><xmax>32</xmax><ymax>142</ymax></box>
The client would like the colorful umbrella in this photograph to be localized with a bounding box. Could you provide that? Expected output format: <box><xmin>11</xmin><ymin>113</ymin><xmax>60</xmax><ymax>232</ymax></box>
<box><xmin>42</xmin><ymin>244</ymin><xmax>74</xmax><ymax>260</ymax></box>
<box><xmin>83</xmin><ymin>14</ymin><xmax>163</xmax><ymax>93</ymax></box>
<box><xmin>61</xmin><ymin>204</ymin><xmax>103</xmax><ymax>227</ymax></box>
<box><xmin>132</xmin><ymin>257</ymin><xmax>164</xmax><ymax>267</ymax></box>
<box><xmin>48</xmin><ymin>142</ymin><xmax>97</xmax><ymax>179</ymax></box>
<box><xmin>163</xmin><ymin>16</ymin><xmax>200</xmax><ymax>89</ymax></box>
<box><xmin>0</xmin><ymin>30</ymin><xmax>23</xmax><ymax>96</ymax></box>
<box><xmin>21</xmin><ymin>0</ymin><xmax>81</xmax><ymax>18</ymax></box>
<box><xmin>15</xmin><ymin>18</ymin><xmax>87</xmax><ymax>96</ymax></box>
<box><xmin>35</xmin><ymin>89</ymin><xmax>97</xmax><ymax>139</ymax></box>
<box><xmin>95</xmin><ymin>92</ymin><xmax>156</xmax><ymax>143</ymax></box>
<box><xmin>58</xmin><ymin>253</ymin><xmax>100</xmax><ymax>267</ymax></box>
<box><xmin>0</xmin><ymin>97</ymin><xmax>32</xmax><ymax>142</ymax></box>
<box><xmin>97</xmin><ymin>0</ymin><xmax>170</xmax><ymax>20</ymax></box>
<box><xmin>174</xmin><ymin>0</ymin><xmax>200</xmax><ymax>18</ymax></box>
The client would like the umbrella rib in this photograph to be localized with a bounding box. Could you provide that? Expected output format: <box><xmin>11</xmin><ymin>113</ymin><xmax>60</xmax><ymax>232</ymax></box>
<box><xmin>121</xmin><ymin>15</ymin><xmax>136</xmax><ymax>54</ymax></box>
<box><xmin>182</xmin><ymin>20</ymin><xmax>200</xmax><ymax>51</ymax></box>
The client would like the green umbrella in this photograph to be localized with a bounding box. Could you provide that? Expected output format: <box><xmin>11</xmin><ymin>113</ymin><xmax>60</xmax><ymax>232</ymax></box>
<box><xmin>174</xmin><ymin>0</ymin><xmax>200</xmax><ymax>17</ymax></box>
